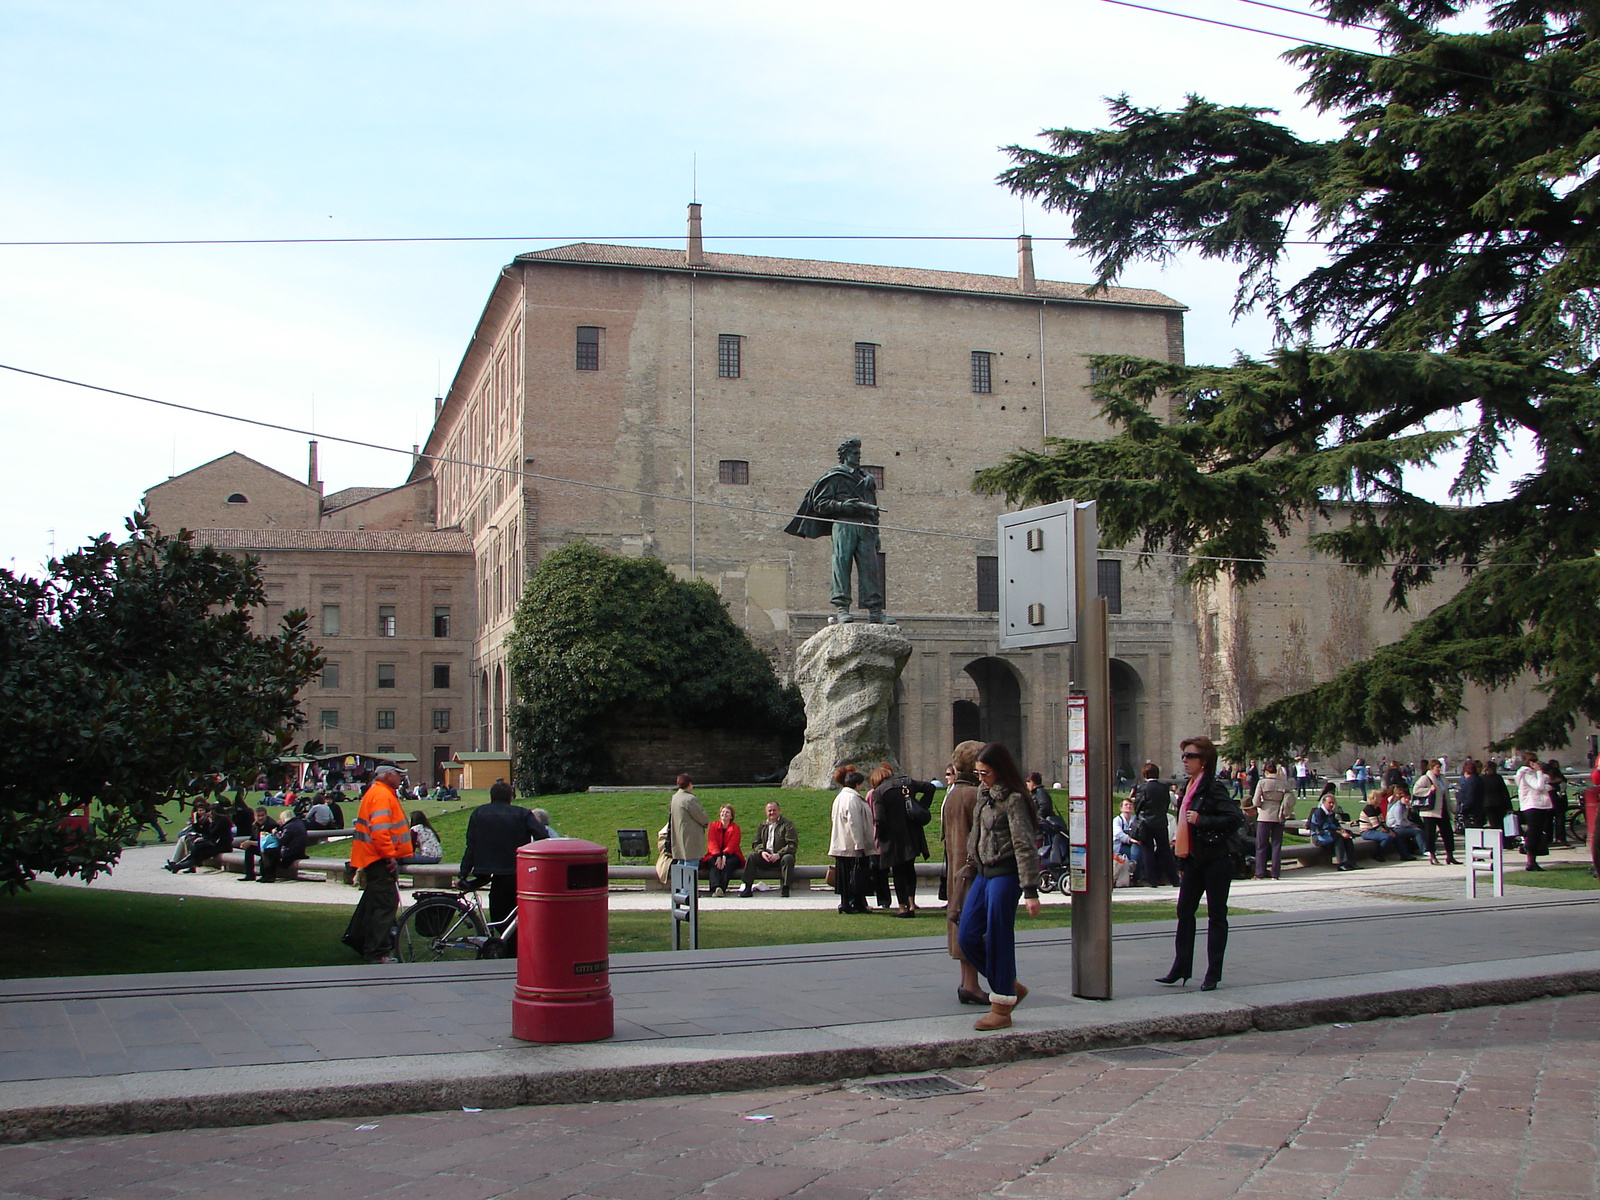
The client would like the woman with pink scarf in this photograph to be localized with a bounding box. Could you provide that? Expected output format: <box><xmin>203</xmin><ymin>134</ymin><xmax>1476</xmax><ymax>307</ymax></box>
<box><xmin>1157</xmin><ymin>735</ymin><xmax>1246</xmax><ymax>992</ymax></box>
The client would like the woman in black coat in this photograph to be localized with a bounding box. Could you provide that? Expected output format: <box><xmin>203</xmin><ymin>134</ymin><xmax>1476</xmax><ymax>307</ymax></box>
<box><xmin>1456</xmin><ymin>759</ymin><xmax>1486</xmax><ymax>827</ymax></box>
<box><xmin>1158</xmin><ymin>735</ymin><xmax>1246</xmax><ymax>992</ymax></box>
<box><xmin>869</xmin><ymin>764</ymin><xmax>933</xmax><ymax>916</ymax></box>
<box><xmin>1480</xmin><ymin>760</ymin><xmax>1515</xmax><ymax>837</ymax></box>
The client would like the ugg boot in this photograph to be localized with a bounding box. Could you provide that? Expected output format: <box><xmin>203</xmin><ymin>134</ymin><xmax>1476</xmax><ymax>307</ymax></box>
<box><xmin>974</xmin><ymin>998</ymin><xmax>1016</xmax><ymax>1031</ymax></box>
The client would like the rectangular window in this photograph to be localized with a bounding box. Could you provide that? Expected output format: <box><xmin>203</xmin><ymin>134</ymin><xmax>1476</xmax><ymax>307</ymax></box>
<box><xmin>433</xmin><ymin>606</ymin><xmax>451</xmax><ymax>638</ymax></box>
<box><xmin>718</xmin><ymin>459</ymin><xmax>749</xmax><ymax>485</ymax></box>
<box><xmin>321</xmin><ymin>604</ymin><xmax>340</xmax><ymax>637</ymax></box>
<box><xmin>377</xmin><ymin>605</ymin><xmax>396</xmax><ymax>637</ymax></box>
<box><xmin>977</xmin><ymin>556</ymin><xmax>999</xmax><ymax>612</ymax></box>
<box><xmin>376</xmin><ymin>709</ymin><xmax>396</xmax><ymax>730</ymax></box>
<box><xmin>321</xmin><ymin>663</ymin><xmax>340</xmax><ymax>689</ymax></box>
<box><xmin>319</xmin><ymin>709</ymin><xmax>339</xmax><ymax>730</ymax></box>
<box><xmin>854</xmin><ymin>342</ymin><xmax>877</xmax><ymax>387</ymax></box>
<box><xmin>1097</xmin><ymin>559</ymin><xmax>1123</xmax><ymax>615</ymax></box>
<box><xmin>575</xmin><ymin>325</ymin><xmax>600</xmax><ymax>371</ymax></box>
<box><xmin>971</xmin><ymin>351</ymin><xmax>993</xmax><ymax>393</ymax></box>
<box><xmin>864</xmin><ymin>464</ymin><xmax>884</xmax><ymax>488</ymax></box>
<box><xmin>433</xmin><ymin>664</ymin><xmax>451</xmax><ymax>689</ymax></box>
<box><xmin>323</xmin><ymin>744</ymin><xmax>340</xmax><ymax>754</ymax></box>
<box><xmin>717</xmin><ymin>334</ymin><xmax>742</xmax><ymax>379</ymax></box>
<box><xmin>432</xmin><ymin>709</ymin><xmax>451</xmax><ymax>732</ymax></box>
<box><xmin>377</xmin><ymin>663</ymin><xmax>396</xmax><ymax>689</ymax></box>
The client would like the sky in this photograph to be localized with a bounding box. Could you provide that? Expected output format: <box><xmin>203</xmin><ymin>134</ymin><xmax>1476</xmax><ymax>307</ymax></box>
<box><xmin>1</xmin><ymin>0</ymin><xmax>1492</xmax><ymax>575</ymax></box>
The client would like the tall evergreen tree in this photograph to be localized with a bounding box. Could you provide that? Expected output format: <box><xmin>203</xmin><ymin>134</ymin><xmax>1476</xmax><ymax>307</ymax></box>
<box><xmin>978</xmin><ymin>2</ymin><xmax>1600</xmax><ymax>756</ymax></box>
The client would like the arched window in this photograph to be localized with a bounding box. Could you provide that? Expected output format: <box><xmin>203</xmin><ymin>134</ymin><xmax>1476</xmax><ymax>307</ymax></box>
<box><xmin>226</xmin><ymin>493</ymin><xmax>248</xmax><ymax>504</ymax></box>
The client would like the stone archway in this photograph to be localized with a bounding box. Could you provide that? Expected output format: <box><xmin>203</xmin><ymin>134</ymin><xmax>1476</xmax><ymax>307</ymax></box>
<box><xmin>960</xmin><ymin>657</ymin><xmax>1025</xmax><ymax>761</ymax></box>
<box><xmin>478</xmin><ymin>669</ymin><xmax>490</xmax><ymax>752</ymax></box>
<box><xmin>493</xmin><ymin>665</ymin><xmax>506</xmax><ymax>754</ymax></box>
<box><xmin>1109</xmin><ymin>658</ymin><xmax>1145</xmax><ymax>785</ymax></box>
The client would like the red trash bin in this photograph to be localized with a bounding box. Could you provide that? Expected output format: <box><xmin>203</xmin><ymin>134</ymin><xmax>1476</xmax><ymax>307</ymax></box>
<box><xmin>512</xmin><ymin>838</ymin><xmax>613</xmax><ymax>1043</ymax></box>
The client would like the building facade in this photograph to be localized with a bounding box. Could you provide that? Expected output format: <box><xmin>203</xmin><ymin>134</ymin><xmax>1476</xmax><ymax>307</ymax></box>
<box><xmin>413</xmin><ymin>209</ymin><xmax>1202</xmax><ymax>781</ymax></box>
<box><xmin>144</xmin><ymin>451</ymin><xmax>474</xmax><ymax>779</ymax></box>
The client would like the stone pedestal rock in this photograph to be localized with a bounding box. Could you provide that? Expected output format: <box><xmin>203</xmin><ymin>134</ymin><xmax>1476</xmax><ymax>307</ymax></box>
<box><xmin>783</xmin><ymin>623</ymin><xmax>913</xmax><ymax>789</ymax></box>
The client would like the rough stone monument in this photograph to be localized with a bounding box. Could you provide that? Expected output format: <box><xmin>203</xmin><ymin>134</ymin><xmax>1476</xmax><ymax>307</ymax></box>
<box><xmin>782</xmin><ymin>622</ymin><xmax>913</xmax><ymax>788</ymax></box>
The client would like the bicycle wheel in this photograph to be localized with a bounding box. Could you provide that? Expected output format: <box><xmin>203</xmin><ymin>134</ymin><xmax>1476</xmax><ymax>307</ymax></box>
<box><xmin>396</xmin><ymin>897</ymin><xmax>487</xmax><ymax>963</ymax></box>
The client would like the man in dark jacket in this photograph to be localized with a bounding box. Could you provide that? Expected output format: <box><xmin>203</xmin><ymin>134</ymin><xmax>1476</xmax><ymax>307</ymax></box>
<box><xmin>460</xmin><ymin>781</ymin><xmax>550</xmax><ymax>948</ymax></box>
<box><xmin>1132</xmin><ymin>763</ymin><xmax>1180</xmax><ymax>886</ymax></box>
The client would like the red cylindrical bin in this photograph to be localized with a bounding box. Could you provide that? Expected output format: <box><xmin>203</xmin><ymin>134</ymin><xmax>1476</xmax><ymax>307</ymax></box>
<box><xmin>512</xmin><ymin>838</ymin><xmax>613</xmax><ymax>1043</ymax></box>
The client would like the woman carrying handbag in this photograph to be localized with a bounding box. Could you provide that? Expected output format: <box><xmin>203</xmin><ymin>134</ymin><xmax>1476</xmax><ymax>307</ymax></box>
<box><xmin>1411</xmin><ymin>759</ymin><xmax>1457</xmax><ymax>865</ymax></box>
<box><xmin>1158</xmin><ymin>735</ymin><xmax>1246</xmax><ymax>992</ymax></box>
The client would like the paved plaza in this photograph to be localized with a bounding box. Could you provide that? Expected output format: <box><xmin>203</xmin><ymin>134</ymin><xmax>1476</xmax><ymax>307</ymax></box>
<box><xmin>3</xmin><ymin>991</ymin><xmax>1596</xmax><ymax>1199</ymax></box>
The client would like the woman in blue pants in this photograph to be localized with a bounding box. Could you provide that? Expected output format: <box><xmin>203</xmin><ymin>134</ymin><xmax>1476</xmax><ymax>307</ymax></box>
<box><xmin>957</xmin><ymin>742</ymin><xmax>1042</xmax><ymax>1032</ymax></box>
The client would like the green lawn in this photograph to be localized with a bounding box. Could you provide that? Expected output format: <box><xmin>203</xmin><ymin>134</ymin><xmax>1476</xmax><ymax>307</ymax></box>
<box><xmin>0</xmin><ymin>881</ymin><xmax>1202</xmax><ymax>978</ymax></box>
<box><xmin>1503</xmin><ymin>862</ymin><xmax>1599</xmax><ymax>890</ymax></box>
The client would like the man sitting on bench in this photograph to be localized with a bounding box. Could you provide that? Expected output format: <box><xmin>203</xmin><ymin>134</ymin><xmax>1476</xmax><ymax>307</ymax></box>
<box><xmin>738</xmin><ymin>801</ymin><xmax>799</xmax><ymax>898</ymax></box>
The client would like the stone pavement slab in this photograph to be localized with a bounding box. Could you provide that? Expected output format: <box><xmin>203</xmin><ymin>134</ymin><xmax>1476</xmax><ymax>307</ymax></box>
<box><xmin>2</xmin><ymin>992</ymin><xmax>1595</xmax><ymax>1199</ymax></box>
<box><xmin>2</xmin><ymin>893</ymin><xmax>1597</xmax><ymax>1142</ymax></box>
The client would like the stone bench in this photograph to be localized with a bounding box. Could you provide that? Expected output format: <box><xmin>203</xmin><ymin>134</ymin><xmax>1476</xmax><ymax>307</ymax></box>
<box><xmin>607</xmin><ymin>861</ymin><xmax>949</xmax><ymax>892</ymax></box>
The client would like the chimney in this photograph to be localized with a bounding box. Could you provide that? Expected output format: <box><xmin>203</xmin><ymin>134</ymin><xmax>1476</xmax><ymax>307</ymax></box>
<box><xmin>687</xmin><ymin>202</ymin><xmax>705</xmax><ymax>266</ymax></box>
<box><xmin>412</xmin><ymin>443</ymin><xmax>420</xmax><ymax>470</ymax></box>
<box><xmin>1017</xmin><ymin>234</ymin><xmax>1037</xmax><ymax>293</ymax></box>
<box><xmin>434</xmin><ymin>395</ymin><xmax>444</xmax><ymax>419</ymax></box>
<box><xmin>308</xmin><ymin>439</ymin><xmax>321</xmax><ymax>492</ymax></box>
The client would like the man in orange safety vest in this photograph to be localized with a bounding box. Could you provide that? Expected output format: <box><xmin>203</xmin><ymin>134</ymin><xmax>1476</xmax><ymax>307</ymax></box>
<box><xmin>342</xmin><ymin>764</ymin><xmax>414</xmax><ymax>963</ymax></box>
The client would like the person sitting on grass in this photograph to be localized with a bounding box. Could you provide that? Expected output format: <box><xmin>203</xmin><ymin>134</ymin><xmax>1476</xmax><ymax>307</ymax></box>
<box><xmin>1308</xmin><ymin>786</ymin><xmax>1359</xmax><ymax>871</ymax></box>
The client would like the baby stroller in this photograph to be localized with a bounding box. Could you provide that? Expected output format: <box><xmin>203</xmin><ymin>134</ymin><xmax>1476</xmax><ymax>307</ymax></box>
<box><xmin>1036</xmin><ymin>811</ymin><xmax>1071</xmax><ymax>893</ymax></box>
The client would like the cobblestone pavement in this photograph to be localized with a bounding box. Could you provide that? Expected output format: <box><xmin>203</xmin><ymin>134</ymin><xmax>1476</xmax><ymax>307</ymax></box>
<box><xmin>4</xmin><ymin>993</ymin><xmax>1596</xmax><ymax>1200</ymax></box>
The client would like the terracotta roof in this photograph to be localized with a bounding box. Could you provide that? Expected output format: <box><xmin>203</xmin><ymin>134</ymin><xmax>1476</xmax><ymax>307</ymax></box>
<box><xmin>516</xmin><ymin>243</ymin><xmax>1184</xmax><ymax>309</ymax></box>
<box><xmin>190</xmin><ymin>529</ymin><xmax>473</xmax><ymax>554</ymax></box>
<box><xmin>321</xmin><ymin>486</ymin><xmax>392</xmax><ymax>512</ymax></box>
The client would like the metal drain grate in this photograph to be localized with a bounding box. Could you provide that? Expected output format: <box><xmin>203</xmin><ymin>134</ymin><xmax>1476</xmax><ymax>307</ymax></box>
<box><xmin>1094</xmin><ymin>1046</ymin><xmax>1189</xmax><ymax>1064</ymax></box>
<box><xmin>854</xmin><ymin>1074</ymin><xmax>982</xmax><ymax>1100</ymax></box>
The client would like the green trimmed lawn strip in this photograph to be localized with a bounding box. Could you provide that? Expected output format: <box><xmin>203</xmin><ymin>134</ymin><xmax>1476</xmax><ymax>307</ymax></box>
<box><xmin>1</xmin><ymin>882</ymin><xmax>1235</xmax><ymax>978</ymax></box>
<box><xmin>1503</xmin><ymin>862</ymin><xmax>1599</xmax><ymax>890</ymax></box>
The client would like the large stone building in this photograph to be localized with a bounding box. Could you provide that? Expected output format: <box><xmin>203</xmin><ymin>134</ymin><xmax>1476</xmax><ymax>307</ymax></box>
<box><xmin>413</xmin><ymin>207</ymin><xmax>1201</xmax><ymax>781</ymax></box>
<box><xmin>144</xmin><ymin>450</ymin><xmax>474</xmax><ymax>780</ymax></box>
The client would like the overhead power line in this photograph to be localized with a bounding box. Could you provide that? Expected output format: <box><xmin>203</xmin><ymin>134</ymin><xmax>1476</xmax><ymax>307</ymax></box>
<box><xmin>0</xmin><ymin>360</ymin><xmax>1522</xmax><ymax>574</ymax></box>
<box><xmin>1092</xmin><ymin>0</ymin><xmax>1590</xmax><ymax>103</ymax></box>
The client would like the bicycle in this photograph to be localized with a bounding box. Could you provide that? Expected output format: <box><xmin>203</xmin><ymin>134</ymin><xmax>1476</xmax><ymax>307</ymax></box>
<box><xmin>394</xmin><ymin>881</ymin><xmax>518</xmax><ymax>963</ymax></box>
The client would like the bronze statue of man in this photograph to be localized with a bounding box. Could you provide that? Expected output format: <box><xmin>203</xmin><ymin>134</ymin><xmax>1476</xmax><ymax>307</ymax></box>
<box><xmin>785</xmin><ymin>438</ymin><xmax>893</xmax><ymax>624</ymax></box>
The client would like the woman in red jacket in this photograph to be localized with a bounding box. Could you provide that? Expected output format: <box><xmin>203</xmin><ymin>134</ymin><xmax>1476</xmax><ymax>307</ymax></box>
<box><xmin>702</xmin><ymin>804</ymin><xmax>745</xmax><ymax>896</ymax></box>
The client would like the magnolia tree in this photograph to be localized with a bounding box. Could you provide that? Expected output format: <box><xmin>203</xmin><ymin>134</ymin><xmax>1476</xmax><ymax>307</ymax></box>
<box><xmin>0</xmin><ymin>513</ymin><xmax>322</xmax><ymax>893</ymax></box>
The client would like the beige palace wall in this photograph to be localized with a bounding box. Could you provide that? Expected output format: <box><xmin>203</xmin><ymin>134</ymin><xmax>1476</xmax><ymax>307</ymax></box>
<box><xmin>419</xmin><ymin>246</ymin><xmax>1200</xmax><ymax>780</ymax></box>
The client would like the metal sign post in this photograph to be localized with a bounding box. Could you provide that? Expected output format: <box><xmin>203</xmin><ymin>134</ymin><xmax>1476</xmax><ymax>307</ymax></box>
<box><xmin>998</xmin><ymin>499</ymin><xmax>1113</xmax><ymax>1000</ymax></box>
<box><xmin>670</xmin><ymin>861</ymin><xmax>700</xmax><ymax>949</ymax></box>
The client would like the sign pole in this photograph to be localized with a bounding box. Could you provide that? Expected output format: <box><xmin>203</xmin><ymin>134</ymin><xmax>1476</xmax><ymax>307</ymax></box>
<box><xmin>1071</xmin><ymin>502</ymin><xmax>1113</xmax><ymax>1000</ymax></box>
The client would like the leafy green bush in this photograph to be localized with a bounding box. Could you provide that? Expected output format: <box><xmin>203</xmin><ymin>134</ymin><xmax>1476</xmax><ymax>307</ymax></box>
<box><xmin>506</xmin><ymin>543</ymin><xmax>801</xmax><ymax>794</ymax></box>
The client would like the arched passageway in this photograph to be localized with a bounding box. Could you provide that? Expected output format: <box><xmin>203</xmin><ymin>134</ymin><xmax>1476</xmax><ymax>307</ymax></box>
<box><xmin>1109</xmin><ymin>658</ymin><xmax>1145</xmax><ymax>785</ymax></box>
<box><xmin>957</xmin><ymin>657</ymin><xmax>1025</xmax><ymax>762</ymax></box>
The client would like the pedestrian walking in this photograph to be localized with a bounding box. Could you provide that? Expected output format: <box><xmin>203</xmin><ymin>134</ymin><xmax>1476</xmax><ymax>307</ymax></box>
<box><xmin>957</xmin><ymin>742</ymin><xmax>1041</xmax><ymax>1031</ymax></box>
<box><xmin>342</xmin><ymin>765</ymin><xmax>413</xmax><ymax>964</ymax></box>
<box><xmin>1515</xmin><ymin>753</ymin><xmax>1553</xmax><ymax>871</ymax></box>
<box><xmin>942</xmin><ymin>741</ymin><xmax>986</xmax><ymax>1005</ymax></box>
<box><xmin>1250</xmin><ymin>761</ymin><xmax>1293</xmax><ymax>880</ymax></box>
<box><xmin>1158</xmin><ymin>735</ymin><xmax>1245</xmax><ymax>992</ymax></box>
<box><xmin>1411</xmin><ymin>759</ymin><xmax>1458</xmax><ymax>865</ymax></box>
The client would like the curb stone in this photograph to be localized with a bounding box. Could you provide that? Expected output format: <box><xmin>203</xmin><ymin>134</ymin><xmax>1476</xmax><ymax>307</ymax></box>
<box><xmin>4</xmin><ymin>956</ymin><xmax>1598</xmax><ymax>1143</ymax></box>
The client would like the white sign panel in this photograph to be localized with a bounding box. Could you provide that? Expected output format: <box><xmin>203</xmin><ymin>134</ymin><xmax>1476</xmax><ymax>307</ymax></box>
<box><xmin>996</xmin><ymin>500</ymin><xmax>1078</xmax><ymax>649</ymax></box>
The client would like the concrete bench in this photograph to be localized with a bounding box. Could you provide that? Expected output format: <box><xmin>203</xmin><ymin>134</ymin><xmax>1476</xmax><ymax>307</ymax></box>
<box><xmin>607</xmin><ymin>861</ymin><xmax>949</xmax><ymax>892</ymax></box>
